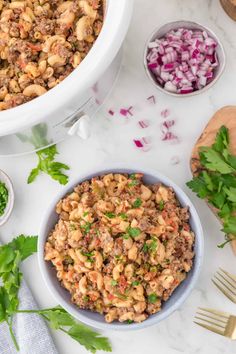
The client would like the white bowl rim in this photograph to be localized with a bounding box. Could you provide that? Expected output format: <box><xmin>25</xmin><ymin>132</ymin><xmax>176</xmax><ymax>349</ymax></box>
<box><xmin>143</xmin><ymin>19</ymin><xmax>226</xmax><ymax>98</ymax></box>
<box><xmin>38</xmin><ymin>163</ymin><xmax>204</xmax><ymax>331</ymax></box>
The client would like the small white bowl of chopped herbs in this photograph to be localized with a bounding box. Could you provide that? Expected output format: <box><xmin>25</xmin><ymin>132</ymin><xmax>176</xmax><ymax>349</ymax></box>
<box><xmin>0</xmin><ymin>170</ymin><xmax>14</xmax><ymax>226</ymax></box>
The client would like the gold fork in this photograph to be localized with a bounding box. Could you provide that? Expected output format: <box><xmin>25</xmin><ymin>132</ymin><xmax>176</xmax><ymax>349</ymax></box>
<box><xmin>194</xmin><ymin>308</ymin><xmax>236</xmax><ymax>339</ymax></box>
<box><xmin>212</xmin><ymin>268</ymin><xmax>236</xmax><ymax>304</ymax></box>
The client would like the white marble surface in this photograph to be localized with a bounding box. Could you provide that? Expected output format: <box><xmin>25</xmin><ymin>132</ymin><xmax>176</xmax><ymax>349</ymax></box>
<box><xmin>1</xmin><ymin>0</ymin><xmax>236</xmax><ymax>353</ymax></box>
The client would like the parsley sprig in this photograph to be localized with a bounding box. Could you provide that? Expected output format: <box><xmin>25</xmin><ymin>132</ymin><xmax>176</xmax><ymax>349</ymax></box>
<box><xmin>187</xmin><ymin>126</ymin><xmax>236</xmax><ymax>247</ymax></box>
<box><xmin>28</xmin><ymin>145</ymin><xmax>70</xmax><ymax>185</ymax></box>
<box><xmin>0</xmin><ymin>235</ymin><xmax>112</xmax><ymax>353</ymax></box>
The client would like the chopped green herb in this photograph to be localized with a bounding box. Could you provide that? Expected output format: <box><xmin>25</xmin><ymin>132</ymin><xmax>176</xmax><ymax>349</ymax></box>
<box><xmin>159</xmin><ymin>200</ymin><xmax>164</xmax><ymax>211</ymax></box>
<box><xmin>105</xmin><ymin>212</ymin><xmax>116</xmax><ymax>219</ymax></box>
<box><xmin>83</xmin><ymin>295</ymin><xmax>89</xmax><ymax>302</ymax></box>
<box><xmin>119</xmin><ymin>213</ymin><xmax>128</xmax><ymax>220</ymax></box>
<box><xmin>148</xmin><ymin>293</ymin><xmax>159</xmax><ymax>304</ymax></box>
<box><xmin>127</xmin><ymin>320</ymin><xmax>133</xmax><ymax>324</ymax></box>
<box><xmin>81</xmin><ymin>222</ymin><xmax>92</xmax><ymax>234</ymax></box>
<box><xmin>27</xmin><ymin>144</ymin><xmax>69</xmax><ymax>185</ymax></box>
<box><xmin>165</xmin><ymin>258</ymin><xmax>170</xmax><ymax>264</ymax></box>
<box><xmin>132</xmin><ymin>198</ymin><xmax>142</xmax><ymax>208</ymax></box>
<box><xmin>131</xmin><ymin>281</ymin><xmax>140</xmax><ymax>286</ymax></box>
<box><xmin>114</xmin><ymin>292</ymin><xmax>127</xmax><ymax>300</ymax></box>
<box><xmin>122</xmin><ymin>233</ymin><xmax>130</xmax><ymax>240</ymax></box>
<box><xmin>142</xmin><ymin>243</ymin><xmax>149</xmax><ymax>253</ymax></box>
<box><xmin>0</xmin><ymin>181</ymin><xmax>8</xmax><ymax>216</ymax></box>
<box><xmin>83</xmin><ymin>211</ymin><xmax>89</xmax><ymax>217</ymax></box>
<box><xmin>127</xmin><ymin>227</ymin><xmax>141</xmax><ymax>238</ymax></box>
<box><xmin>111</xmin><ymin>280</ymin><xmax>118</xmax><ymax>286</ymax></box>
<box><xmin>130</xmin><ymin>174</ymin><xmax>136</xmax><ymax>180</ymax></box>
<box><xmin>187</xmin><ymin>126</ymin><xmax>236</xmax><ymax>247</ymax></box>
<box><xmin>149</xmin><ymin>239</ymin><xmax>158</xmax><ymax>252</ymax></box>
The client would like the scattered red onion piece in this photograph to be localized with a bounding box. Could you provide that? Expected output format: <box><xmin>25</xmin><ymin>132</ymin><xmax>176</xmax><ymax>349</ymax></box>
<box><xmin>147</xmin><ymin>95</ymin><xmax>156</xmax><ymax>104</ymax></box>
<box><xmin>161</xmin><ymin>120</ymin><xmax>175</xmax><ymax>133</ymax></box>
<box><xmin>133</xmin><ymin>137</ymin><xmax>151</xmax><ymax>152</ymax></box>
<box><xmin>162</xmin><ymin>132</ymin><xmax>178</xmax><ymax>141</ymax></box>
<box><xmin>108</xmin><ymin>109</ymin><xmax>114</xmax><ymax>116</ymax></box>
<box><xmin>161</xmin><ymin>109</ymin><xmax>170</xmax><ymax>118</ymax></box>
<box><xmin>138</xmin><ymin>120</ymin><xmax>150</xmax><ymax>129</ymax></box>
<box><xmin>146</xmin><ymin>27</ymin><xmax>219</xmax><ymax>94</ymax></box>
<box><xmin>120</xmin><ymin>106</ymin><xmax>133</xmax><ymax>117</ymax></box>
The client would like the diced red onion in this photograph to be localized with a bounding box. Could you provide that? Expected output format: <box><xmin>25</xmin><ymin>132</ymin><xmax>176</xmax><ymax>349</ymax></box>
<box><xmin>146</xmin><ymin>27</ymin><xmax>219</xmax><ymax>94</ymax></box>
<box><xmin>138</xmin><ymin>120</ymin><xmax>150</xmax><ymax>128</ymax></box>
<box><xmin>161</xmin><ymin>109</ymin><xmax>170</xmax><ymax>118</ymax></box>
<box><xmin>133</xmin><ymin>137</ymin><xmax>151</xmax><ymax>152</ymax></box>
<box><xmin>147</xmin><ymin>95</ymin><xmax>156</xmax><ymax>104</ymax></box>
<box><xmin>108</xmin><ymin>109</ymin><xmax>114</xmax><ymax>116</ymax></box>
<box><xmin>120</xmin><ymin>106</ymin><xmax>133</xmax><ymax>117</ymax></box>
<box><xmin>162</xmin><ymin>132</ymin><xmax>178</xmax><ymax>141</ymax></box>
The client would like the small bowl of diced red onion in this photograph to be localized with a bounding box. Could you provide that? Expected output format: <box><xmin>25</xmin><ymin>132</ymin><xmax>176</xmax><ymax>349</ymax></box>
<box><xmin>144</xmin><ymin>20</ymin><xmax>226</xmax><ymax>96</ymax></box>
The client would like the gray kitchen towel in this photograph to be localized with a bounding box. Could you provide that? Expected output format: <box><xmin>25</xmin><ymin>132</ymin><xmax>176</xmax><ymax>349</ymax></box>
<box><xmin>0</xmin><ymin>280</ymin><xmax>59</xmax><ymax>354</ymax></box>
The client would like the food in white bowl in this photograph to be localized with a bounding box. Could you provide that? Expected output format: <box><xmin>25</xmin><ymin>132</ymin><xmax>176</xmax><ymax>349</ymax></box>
<box><xmin>0</xmin><ymin>0</ymin><xmax>104</xmax><ymax>110</ymax></box>
<box><xmin>44</xmin><ymin>172</ymin><xmax>195</xmax><ymax>324</ymax></box>
<box><xmin>144</xmin><ymin>21</ymin><xmax>226</xmax><ymax>97</ymax></box>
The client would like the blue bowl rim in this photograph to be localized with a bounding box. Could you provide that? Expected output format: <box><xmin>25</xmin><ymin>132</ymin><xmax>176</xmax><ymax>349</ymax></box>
<box><xmin>38</xmin><ymin>163</ymin><xmax>204</xmax><ymax>331</ymax></box>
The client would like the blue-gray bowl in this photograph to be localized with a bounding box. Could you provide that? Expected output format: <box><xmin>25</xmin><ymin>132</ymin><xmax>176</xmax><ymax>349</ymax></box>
<box><xmin>38</xmin><ymin>164</ymin><xmax>204</xmax><ymax>330</ymax></box>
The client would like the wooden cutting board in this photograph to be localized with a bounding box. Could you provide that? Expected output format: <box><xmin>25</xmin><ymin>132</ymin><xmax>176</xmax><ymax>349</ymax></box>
<box><xmin>190</xmin><ymin>106</ymin><xmax>236</xmax><ymax>255</ymax></box>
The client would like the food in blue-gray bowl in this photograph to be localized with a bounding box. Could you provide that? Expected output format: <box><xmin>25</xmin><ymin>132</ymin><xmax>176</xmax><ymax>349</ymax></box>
<box><xmin>38</xmin><ymin>165</ymin><xmax>204</xmax><ymax>330</ymax></box>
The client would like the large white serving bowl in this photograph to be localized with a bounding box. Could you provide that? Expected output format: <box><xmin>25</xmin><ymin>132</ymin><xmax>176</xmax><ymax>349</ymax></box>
<box><xmin>38</xmin><ymin>164</ymin><xmax>204</xmax><ymax>331</ymax></box>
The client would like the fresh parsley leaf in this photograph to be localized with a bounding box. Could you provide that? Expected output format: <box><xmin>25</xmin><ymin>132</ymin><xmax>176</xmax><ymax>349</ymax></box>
<box><xmin>81</xmin><ymin>222</ymin><xmax>92</xmax><ymax>234</ymax></box>
<box><xmin>148</xmin><ymin>293</ymin><xmax>159</xmax><ymax>304</ymax></box>
<box><xmin>132</xmin><ymin>198</ymin><xmax>142</xmax><ymax>208</ymax></box>
<box><xmin>159</xmin><ymin>200</ymin><xmax>164</xmax><ymax>211</ymax></box>
<box><xmin>68</xmin><ymin>323</ymin><xmax>112</xmax><ymax>353</ymax></box>
<box><xmin>131</xmin><ymin>281</ymin><xmax>140</xmax><ymax>286</ymax></box>
<box><xmin>9</xmin><ymin>235</ymin><xmax>38</xmax><ymax>261</ymax></box>
<box><xmin>111</xmin><ymin>280</ymin><xmax>118</xmax><ymax>286</ymax></box>
<box><xmin>119</xmin><ymin>213</ymin><xmax>128</xmax><ymax>220</ymax></box>
<box><xmin>28</xmin><ymin>145</ymin><xmax>70</xmax><ymax>185</ymax></box>
<box><xmin>142</xmin><ymin>243</ymin><xmax>149</xmax><ymax>253</ymax></box>
<box><xmin>105</xmin><ymin>212</ymin><xmax>116</xmax><ymax>219</ymax></box>
<box><xmin>128</xmin><ymin>180</ymin><xmax>138</xmax><ymax>187</ymax></box>
<box><xmin>187</xmin><ymin>126</ymin><xmax>236</xmax><ymax>248</ymax></box>
<box><xmin>127</xmin><ymin>227</ymin><xmax>141</xmax><ymax>238</ymax></box>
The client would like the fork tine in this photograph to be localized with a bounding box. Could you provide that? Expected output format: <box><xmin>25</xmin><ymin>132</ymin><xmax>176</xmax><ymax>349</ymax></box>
<box><xmin>213</xmin><ymin>281</ymin><xmax>236</xmax><ymax>304</ymax></box>
<box><xmin>194</xmin><ymin>321</ymin><xmax>225</xmax><ymax>336</ymax></box>
<box><xmin>198</xmin><ymin>307</ymin><xmax>229</xmax><ymax>319</ymax></box>
<box><xmin>194</xmin><ymin>315</ymin><xmax>226</xmax><ymax>328</ymax></box>
<box><xmin>212</xmin><ymin>279</ymin><xmax>236</xmax><ymax>304</ymax></box>
<box><xmin>196</xmin><ymin>311</ymin><xmax>228</xmax><ymax>325</ymax></box>
<box><xmin>214</xmin><ymin>275</ymin><xmax>236</xmax><ymax>297</ymax></box>
<box><xmin>218</xmin><ymin>269</ymin><xmax>236</xmax><ymax>290</ymax></box>
<box><xmin>219</xmin><ymin>268</ymin><xmax>236</xmax><ymax>285</ymax></box>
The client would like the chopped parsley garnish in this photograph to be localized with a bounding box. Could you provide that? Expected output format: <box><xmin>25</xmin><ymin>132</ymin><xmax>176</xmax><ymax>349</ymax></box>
<box><xmin>165</xmin><ymin>259</ymin><xmax>170</xmax><ymax>264</ymax></box>
<box><xmin>105</xmin><ymin>212</ymin><xmax>116</xmax><ymax>219</ymax></box>
<box><xmin>127</xmin><ymin>227</ymin><xmax>141</xmax><ymax>238</ymax></box>
<box><xmin>130</xmin><ymin>174</ymin><xmax>136</xmax><ymax>180</ymax></box>
<box><xmin>132</xmin><ymin>281</ymin><xmax>140</xmax><ymax>286</ymax></box>
<box><xmin>83</xmin><ymin>211</ymin><xmax>89</xmax><ymax>217</ymax></box>
<box><xmin>111</xmin><ymin>280</ymin><xmax>118</xmax><ymax>286</ymax></box>
<box><xmin>142</xmin><ymin>239</ymin><xmax>157</xmax><ymax>253</ymax></box>
<box><xmin>127</xmin><ymin>320</ymin><xmax>133</xmax><ymax>324</ymax></box>
<box><xmin>119</xmin><ymin>213</ymin><xmax>128</xmax><ymax>220</ymax></box>
<box><xmin>81</xmin><ymin>222</ymin><xmax>92</xmax><ymax>234</ymax></box>
<box><xmin>83</xmin><ymin>295</ymin><xmax>89</xmax><ymax>302</ymax></box>
<box><xmin>0</xmin><ymin>181</ymin><xmax>8</xmax><ymax>216</ymax></box>
<box><xmin>132</xmin><ymin>198</ymin><xmax>142</xmax><ymax>208</ymax></box>
<box><xmin>150</xmin><ymin>266</ymin><xmax>157</xmax><ymax>273</ymax></box>
<box><xmin>162</xmin><ymin>239</ymin><xmax>168</xmax><ymax>247</ymax></box>
<box><xmin>187</xmin><ymin>126</ymin><xmax>236</xmax><ymax>247</ymax></box>
<box><xmin>148</xmin><ymin>293</ymin><xmax>159</xmax><ymax>304</ymax></box>
<box><xmin>128</xmin><ymin>180</ymin><xmax>139</xmax><ymax>187</ymax></box>
<box><xmin>114</xmin><ymin>292</ymin><xmax>127</xmax><ymax>300</ymax></box>
<box><xmin>122</xmin><ymin>233</ymin><xmax>130</xmax><ymax>240</ymax></box>
<box><xmin>142</xmin><ymin>243</ymin><xmax>149</xmax><ymax>253</ymax></box>
<box><xmin>159</xmin><ymin>200</ymin><xmax>164</xmax><ymax>211</ymax></box>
